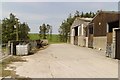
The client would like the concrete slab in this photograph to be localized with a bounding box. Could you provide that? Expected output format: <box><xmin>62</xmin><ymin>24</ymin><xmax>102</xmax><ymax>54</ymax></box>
<box><xmin>11</xmin><ymin>44</ymin><xmax>118</xmax><ymax>78</ymax></box>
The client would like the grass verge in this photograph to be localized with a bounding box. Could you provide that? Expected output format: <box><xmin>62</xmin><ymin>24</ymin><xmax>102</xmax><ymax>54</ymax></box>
<box><xmin>0</xmin><ymin>56</ymin><xmax>27</xmax><ymax>77</ymax></box>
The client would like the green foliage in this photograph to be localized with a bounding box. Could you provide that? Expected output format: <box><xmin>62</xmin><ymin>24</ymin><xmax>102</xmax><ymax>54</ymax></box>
<box><xmin>19</xmin><ymin>22</ymin><xmax>30</xmax><ymax>40</ymax></box>
<box><xmin>59</xmin><ymin>13</ymin><xmax>75</xmax><ymax>42</ymax></box>
<box><xmin>2</xmin><ymin>13</ymin><xmax>30</xmax><ymax>43</ymax></box>
<box><xmin>39</xmin><ymin>23</ymin><xmax>52</xmax><ymax>39</ymax></box>
<box><xmin>81</xmin><ymin>11</ymin><xmax>96</xmax><ymax>18</ymax></box>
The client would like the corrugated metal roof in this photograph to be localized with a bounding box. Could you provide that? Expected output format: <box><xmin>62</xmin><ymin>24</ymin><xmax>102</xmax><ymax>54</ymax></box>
<box><xmin>71</xmin><ymin>17</ymin><xmax>92</xmax><ymax>28</ymax></box>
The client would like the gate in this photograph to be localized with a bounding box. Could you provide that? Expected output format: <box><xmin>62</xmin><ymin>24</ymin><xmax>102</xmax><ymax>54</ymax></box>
<box><xmin>115</xmin><ymin>29</ymin><xmax>120</xmax><ymax>59</ymax></box>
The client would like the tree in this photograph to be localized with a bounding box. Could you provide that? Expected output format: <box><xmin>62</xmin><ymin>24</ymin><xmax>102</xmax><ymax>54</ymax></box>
<box><xmin>39</xmin><ymin>23</ymin><xmax>52</xmax><ymax>39</ymax></box>
<box><xmin>47</xmin><ymin>24</ymin><xmax>52</xmax><ymax>41</ymax></box>
<box><xmin>2</xmin><ymin>13</ymin><xmax>30</xmax><ymax>43</ymax></box>
<box><xmin>2</xmin><ymin>14</ymin><xmax>16</xmax><ymax>43</ymax></box>
<box><xmin>74</xmin><ymin>10</ymin><xmax>80</xmax><ymax>17</ymax></box>
<box><xmin>19</xmin><ymin>22</ymin><xmax>30</xmax><ymax>40</ymax></box>
<box><xmin>81</xmin><ymin>12</ymin><xmax>84</xmax><ymax>17</ymax></box>
<box><xmin>58</xmin><ymin>13</ymin><xmax>75</xmax><ymax>42</ymax></box>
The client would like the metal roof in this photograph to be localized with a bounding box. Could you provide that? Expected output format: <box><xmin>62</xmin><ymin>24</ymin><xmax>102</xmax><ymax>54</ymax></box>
<box><xmin>91</xmin><ymin>11</ymin><xmax>119</xmax><ymax>22</ymax></box>
<box><xmin>71</xmin><ymin>17</ymin><xmax>92</xmax><ymax>28</ymax></box>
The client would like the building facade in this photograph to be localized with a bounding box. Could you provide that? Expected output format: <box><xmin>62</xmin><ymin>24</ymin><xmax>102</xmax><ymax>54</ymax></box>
<box><xmin>70</xmin><ymin>17</ymin><xmax>92</xmax><ymax>47</ymax></box>
<box><xmin>88</xmin><ymin>11</ymin><xmax>119</xmax><ymax>51</ymax></box>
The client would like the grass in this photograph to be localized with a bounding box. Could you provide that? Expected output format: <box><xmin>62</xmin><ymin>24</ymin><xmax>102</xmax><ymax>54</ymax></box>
<box><xmin>28</xmin><ymin>33</ymin><xmax>65</xmax><ymax>44</ymax></box>
<box><xmin>0</xmin><ymin>56</ymin><xmax>27</xmax><ymax>77</ymax></box>
<box><xmin>28</xmin><ymin>33</ymin><xmax>40</xmax><ymax>40</ymax></box>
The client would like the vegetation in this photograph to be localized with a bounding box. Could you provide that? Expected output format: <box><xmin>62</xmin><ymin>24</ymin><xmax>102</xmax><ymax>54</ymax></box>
<box><xmin>28</xmin><ymin>33</ymin><xmax>62</xmax><ymax>44</ymax></box>
<box><xmin>28</xmin><ymin>33</ymin><xmax>40</xmax><ymax>40</ymax></box>
<box><xmin>1</xmin><ymin>13</ymin><xmax>30</xmax><ymax>43</ymax></box>
<box><xmin>81</xmin><ymin>11</ymin><xmax>95</xmax><ymax>18</ymax></box>
<box><xmin>39</xmin><ymin>24</ymin><xmax>52</xmax><ymax>40</ymax></box>
<box><xmin>58</xmin><ymin>14</ymin><xmax>75</xmax><ymax>42</ymax></box>
<box><xmin>58</xmin><ymin>10</ymin><xmax>96</xmax><ymax>43</ymax></box>
<box><xmin>0</xmin><ymin>56</ymin><xmax>26</xmax><ymax>77</ymax></box>
<box><xmin>0</xmin><ymin>20</ymin><xmax>2</xmax><ymax>45</ymax></box>
<box><xmin>1</xmin><ymin>11</ymin><xmax>95</xmax><ymax>44</ymax></box>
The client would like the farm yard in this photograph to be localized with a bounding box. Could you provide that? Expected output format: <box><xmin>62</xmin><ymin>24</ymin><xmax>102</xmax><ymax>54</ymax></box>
<box><xmin>1</xmin><ymin>44</ymin><xmax>118</xmax><ymax>78</ymax></box>
<box><xmin>0</xmin><ymin>2</ymin><xmax>120</xmax><ymax>80</ymax></box>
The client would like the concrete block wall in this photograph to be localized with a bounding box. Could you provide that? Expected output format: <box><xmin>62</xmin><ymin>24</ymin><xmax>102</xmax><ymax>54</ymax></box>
<box><xmin>93</xmin><ymin>36</ymin><xmax>107</xmax><ymax>51</ymax></box>
<box><xmin>78</xmin><ymin>36</ymin><xmax>85</xmax><ymax>47</ymax></box>
<box><xmin>70</xmin><ymin>36</ymin><xmax>74</xmax><ymax>45</ymax></box>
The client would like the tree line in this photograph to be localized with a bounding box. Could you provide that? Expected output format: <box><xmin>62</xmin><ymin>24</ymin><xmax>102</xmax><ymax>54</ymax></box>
<box><xmin>58</xmin><ymin>11</ymin><xmax>96</xmax><ymax>42</ymax></box>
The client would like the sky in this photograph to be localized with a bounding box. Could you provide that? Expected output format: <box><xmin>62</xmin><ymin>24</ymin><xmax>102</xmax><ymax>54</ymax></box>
<box><xmin>1</xmin><ymin>1</ymin><xmax>119</xmax><ymax>34</ymax></box>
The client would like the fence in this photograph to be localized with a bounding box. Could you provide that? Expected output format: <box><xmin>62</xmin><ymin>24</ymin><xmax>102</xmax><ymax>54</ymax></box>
<box><xmin>0</xmin><ymin>43</ymin><xmax>10</xmax><ymax>60</ymax></box>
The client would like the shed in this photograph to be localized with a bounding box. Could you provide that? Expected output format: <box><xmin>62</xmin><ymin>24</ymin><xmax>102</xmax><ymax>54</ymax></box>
<box><xmin>70</xmin><ymin>17</ymin><xmax>92</xmax><ymax>47</ymax></box>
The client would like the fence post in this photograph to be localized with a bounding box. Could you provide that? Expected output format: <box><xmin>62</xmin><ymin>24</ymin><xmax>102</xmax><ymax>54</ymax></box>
<box><xmin>11</xmin><ymin>43</ymin><xmax>13</xmax><ymax>55</ymax></box>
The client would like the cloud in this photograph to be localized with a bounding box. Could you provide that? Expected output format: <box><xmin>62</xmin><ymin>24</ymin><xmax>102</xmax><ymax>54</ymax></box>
<box><xmin>1</xmin><ymin>2</ymin><xmax>118</xmax><ymax>34</ymax></box>
<box><xmin>2</xmin><ymin>10</ymin><xmax>47</xmax><ymax>21</ymax></box>
<box><xmin>2</xmin><ymin>9</ymin><xmax>65</xmax><ymax>34</ymax></box>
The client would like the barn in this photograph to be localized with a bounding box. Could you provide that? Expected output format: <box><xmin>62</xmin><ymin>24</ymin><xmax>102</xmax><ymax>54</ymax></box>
<box><xmin>88</xmin><ymin>11</ymin><xmax>119</xmax><ymax>51</ymax></box>
<box><xmin>70</xmin><ymin>17</ymin><xmax>92</xmax><ymax>47</ymax></box>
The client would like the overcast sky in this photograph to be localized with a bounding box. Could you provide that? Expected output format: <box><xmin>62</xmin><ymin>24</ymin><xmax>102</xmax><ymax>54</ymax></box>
<box><xmin>1</xmin><ymin>2</ymin><xmax>119</xmax><ymax>34</ymax></box>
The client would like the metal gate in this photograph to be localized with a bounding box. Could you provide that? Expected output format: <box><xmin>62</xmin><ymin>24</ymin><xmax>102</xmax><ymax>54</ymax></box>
<box><xmin>115</xmin><ymin>29</ymin><xmax>120</xmax><ymax>59</ymax></box>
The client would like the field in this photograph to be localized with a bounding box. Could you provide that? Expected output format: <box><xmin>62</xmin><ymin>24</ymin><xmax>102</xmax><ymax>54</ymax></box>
<box><xmin>28</xmin><ymin>33</ymin><xmax>63</xmax><ymax>44</ymax></box>
<box><xmin>28</xmin><ymin>33</ymin><xmax>40</xmax><ymax>40</ymax></box>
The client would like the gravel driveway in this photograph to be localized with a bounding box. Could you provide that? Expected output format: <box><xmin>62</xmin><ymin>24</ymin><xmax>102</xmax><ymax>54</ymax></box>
<box><xmin>11</xmin><ymin>44</ymin><xmax>118</xmax><ymax>78</ymax></box>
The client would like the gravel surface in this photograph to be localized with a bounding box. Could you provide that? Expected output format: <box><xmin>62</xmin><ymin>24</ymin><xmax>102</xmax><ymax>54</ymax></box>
<box><xmin>10</xmin><ymin>44</ymin><xmax>118</xmax><ymax>78</ymax></box>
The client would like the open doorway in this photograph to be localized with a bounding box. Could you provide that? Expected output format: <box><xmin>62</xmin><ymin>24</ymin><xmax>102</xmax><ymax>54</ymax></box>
<box><xmin>107</xmin><ymin>20</ymin><xmax>119</xmax><ymax>44</ymax></box>
<box><xmin>106</xmin><ymin>20</ymin><xmax>119</xmax><ymax>58</ymax></box>
<box><xmin>74</xmin><ymin>27</ymin><xmax>78</xmax><ymax>45</ymax></box>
